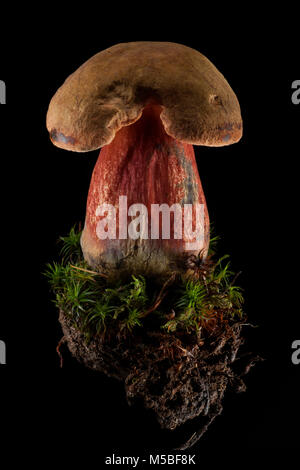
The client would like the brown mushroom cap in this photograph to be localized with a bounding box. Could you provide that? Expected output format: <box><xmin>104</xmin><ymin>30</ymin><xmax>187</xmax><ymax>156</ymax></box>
<box><xmin>46</xmin><ymin>42</ymin><xmax>242</xmax><ymax>152</ymax></box>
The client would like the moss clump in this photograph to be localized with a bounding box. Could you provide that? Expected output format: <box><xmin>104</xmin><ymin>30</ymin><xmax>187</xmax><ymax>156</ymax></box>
<box><xmin>45</xmin><ymin>226</ymin><xmax>244</xmax><ymax>341</ymax></box>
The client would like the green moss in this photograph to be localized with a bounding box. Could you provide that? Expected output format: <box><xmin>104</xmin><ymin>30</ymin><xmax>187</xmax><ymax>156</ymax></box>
<box><xmin>45</xmin><ymin>225</ymin><xmax>244</xmax><ymax>340</ymax></box>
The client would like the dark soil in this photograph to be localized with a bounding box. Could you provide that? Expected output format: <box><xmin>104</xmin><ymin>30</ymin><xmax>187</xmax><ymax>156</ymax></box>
<box><xmin>58</xmin><ymin>310</ymin><xmax>257</xmax><ymax>448</ymax></box>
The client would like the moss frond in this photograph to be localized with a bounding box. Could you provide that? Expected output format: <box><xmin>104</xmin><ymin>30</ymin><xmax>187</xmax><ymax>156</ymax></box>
<box><xmin>59</xmin><ymin>225</ymin><xmax>82</xmax><ymax>262</ymax></box>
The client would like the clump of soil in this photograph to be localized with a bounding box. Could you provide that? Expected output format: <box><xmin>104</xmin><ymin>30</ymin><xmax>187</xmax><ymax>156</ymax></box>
<box><xmin>58</xmin><ymin>309</ymin><xmax>256</xmax><ymax>448</ymax></box>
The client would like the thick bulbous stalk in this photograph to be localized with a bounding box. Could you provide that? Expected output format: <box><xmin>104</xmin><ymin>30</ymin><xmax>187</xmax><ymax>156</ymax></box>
<box><xmin>81</xmin><ymin>106</ymin><xmax>209</xmax><ymax>279</ymax></box>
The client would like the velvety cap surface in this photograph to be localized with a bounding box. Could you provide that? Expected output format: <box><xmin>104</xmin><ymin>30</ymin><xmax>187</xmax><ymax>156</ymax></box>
<box><xmin>47</xmin><ymin>42</ymin><xmax>242</xmax><ymax>151</ymax></box>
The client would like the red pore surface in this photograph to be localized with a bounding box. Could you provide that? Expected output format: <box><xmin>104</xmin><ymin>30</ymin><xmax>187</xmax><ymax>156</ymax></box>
<box><xmin>81</xmin><ymin>106</ymin><xmax>209</xmax><ymax>278</ymax></box>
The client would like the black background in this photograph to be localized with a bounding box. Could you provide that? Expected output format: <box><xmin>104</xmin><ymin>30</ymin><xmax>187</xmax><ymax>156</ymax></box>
<box><xmin>0</xmin><ymin>32</ymin><xmax>299</xmax><ymax>461</ymax></box>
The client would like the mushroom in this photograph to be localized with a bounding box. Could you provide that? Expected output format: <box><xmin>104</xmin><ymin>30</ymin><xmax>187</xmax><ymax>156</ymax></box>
<box><xmin>47</xmin><ymin>42</ymin><xmax>242</xmax><ymax>279</ymax></box>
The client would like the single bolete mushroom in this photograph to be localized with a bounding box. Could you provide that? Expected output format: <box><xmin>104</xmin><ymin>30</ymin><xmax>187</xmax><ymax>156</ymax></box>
<box><xmin>47</xmin><ymin>42</ymin><xmax>242</xmax><ymax>279</ymax></box>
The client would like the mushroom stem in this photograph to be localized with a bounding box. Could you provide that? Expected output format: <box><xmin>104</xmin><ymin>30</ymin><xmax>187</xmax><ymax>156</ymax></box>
<box><xmin>81</xmin><ymin>105</ymin><xmax>209</xmax><ymax>278</ymax></box>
